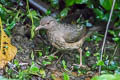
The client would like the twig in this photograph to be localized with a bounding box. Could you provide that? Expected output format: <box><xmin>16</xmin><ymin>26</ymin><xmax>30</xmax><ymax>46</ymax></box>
<box><xmin>56</xmin><ymin>53</ymin><xmax>64</xmax><ymax>64</ymax></box>
<box><xmin>8</xmin><ymin>62</ymin><xmax>18</xmax><ymax>74</ymax></box>
<box><xmin>99</xmin><ymin>0</ymin><xmax>116</xmax><ymax>74</ymax></box>
<box><xmin>112</xmin><ymin>44</ymin><xmax>118</xmax><ymax>58</ymax></box>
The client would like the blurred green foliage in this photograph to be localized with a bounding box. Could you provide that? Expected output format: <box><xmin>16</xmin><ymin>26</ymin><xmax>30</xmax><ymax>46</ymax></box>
<box><xmin>0</xmin><ymin>4</ymin><xmax>18</xmax><ymax>35</ymax></box>
<box><xmin>100</xmin><ymin>0</ymin><xmax>120</xmax><ymax>10</ymax></box>
<box><xmin>48</xmin><ymin>0</ymin><xmax>120</xmax><ymax>26</ymax></box>
<box><xmin>65</xmin><ymin>0</ymin><xmax>88</xmax><ymax>6</ymax></box>
<box><xmin>92</xmin><ymin>74</ymin><xmax>120</xmax><ymax>80</ymax></box>
<box><xmin>0</xmin><ymin>0</ymin><xmax>26</xmax><ymax>35</ymax></box>
<box><xmin>74</xmin><ymin>0</ymin><xmax>119</xmax><ymax>23</ymax></box>
<box><xmin>63</xmin><ymin>72</ymin><xmax>70</xmax><ymax>80</ymax></box>
<box><xmin>0</xmin><ymin>0</ymin><xmax>40</xmax><ymax>37</ymax></box>
<box><xmin>0</xmin><ymin>76</ymin><xmax>17</xmax><ymax>80</ymax></box>
<box><xmin>7</xmin><ymin>62</ymin><xmax>46</xmax><ymax>80</ymax></box>
<box><xmin>26</xmin><ymin>0</ymin><xmax>40</xmax><ymax>39</ymax></box>
<box><xmin>60</xmin><ymin>8</ymin><xmax>70</xmax><ymax>18</ymax></box>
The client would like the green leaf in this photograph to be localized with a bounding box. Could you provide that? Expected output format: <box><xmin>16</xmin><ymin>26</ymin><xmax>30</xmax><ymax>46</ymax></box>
<box><xmin>46</xmin><ymin>9</ymin><xmax>51</xmax><ymax>15</ymax></box>
<box><xmin>4</xmin><ymin>29</ymin><xmax>11</xmax><ymax>36</ymax></box>
<box><xmin>93</xmin><ymin>53</ymin><xmax>100</xmax><ymax>56</ymax></box>
<box><xmin>30</xmin><ymin>63</ymin><xmax>39</xmax><ymax>72</ymax></box>
<box><xmin>62</xmin><ymin>60</ymin><xmax>67</xmax><ymax>69</ymax></box>
<box><xmin>6</xmin><ymin>21</ymin><xmax>16</xmax><ymax>30</ymax></box>
<box><xmin>42</xmin><ymin>60</ymin><xmax>51</xmax><ymax>65</ymax></box>
<box><xmin>27</xmin><ymin>10</ymin><xmax>39</xmax><ymax>20</ymax></box>
<box><xmin>48</xmin><ymin>55</ymin><xmax>56</xmax><ymax>61</ymax></box>
<box><xmin>112</xmin><ymin>37</ymin><xmax>120</xmax><ymax>42</ymax></box>
<box><xmin>93</xmin><ymin>8</ymin><xmax>104</xmax><ymax>19</ymax></box>
<box><xmin>93</xmin><ymin>8</ymin><xmax>109</xmax><ymax>21</ymax></box>
<box><xmin>29</xmin><ymin>64</ymin><xmax>40</xmax><ymax>76</ymax></box>
<box><xmin>40</xmin><ymin>69</ymin><xmax>46</xmax><ymax>78</ymax></box>
<box><xmin>100</xmin><ymin>0</ymin><xmax>119</xmax><ymax>10</ymax></box>
<box><xmin>31</xmin><ymin>51</ymin><xmax>34</xmax><ymax>60</ymax></box>
<box><xmin>100</xmin><ymin>0</ymin><xmax>113</xmax><ymax>10</ymax></box>
<box><xmin>63</xmin><ymin>72</ymin><xmax>70</xmax><ymax>80</ymax></box>
<box><xmin>108</xmin><ymin>61</ymin><xmax>118</xmax><ymax>70</ymax></box>
<box><xmin>50</xmin><ymin>0</ymin><xmax>59</xmax><ymax>8</ymax></box>
<box><xmin>85</xmin><ymin>51</ymin><xmax>91</xmax><ymax>57</ymax></box>
<box><xmin>92</xmin><ymin>35</ymin><xmax>102</xmax><ymax>42</ymax></box>
<box><xmin>30</xmin><ymin>66</ymin><xmax>39</xmax><ymax>72</ymax></box>
<box><xmin>38</xmin><ymin>51</ymin><xmax>42</xmax><ymax>57</ymax></box>
<box><xmin>64</xmin><ymin>0</ymin><xmax>74</xmax><ymax>6</ymax></box>
<box><xmin>50</xmin><ymin>0</ymin><xmax>59</xmax><ymax>5</ymax></box>
<box><xmin>60</xmin><ymin>8</ymin><xmax>70</xmax><ymax>18</ymax></box>
<box><xmin>75</xmin><ymin>0</ymin><xmax>88</xmax><ymax>4</ymax></box>
<box><xmin>14</xmin><ymin>59</ymin><xmax>19</xmax><ymax>67</ymax></box>
<box><xmin>97</xmin><ymin>60</ymin><xmax>104</xmax><ymax>66</ymax></box>
<box><xmin>109</xmin><ymin>30</ymin><xmax>116</xmax><ymax>37</ymax></box>
<box><xmin>0</xmin><ymin>4</ymin><xmax>7</xmax><ymax>21</ymax></box>
<box><xmin>31</xmin><ymin>25</ymin><xmax>35</xmax><ymax>39</ymax></box>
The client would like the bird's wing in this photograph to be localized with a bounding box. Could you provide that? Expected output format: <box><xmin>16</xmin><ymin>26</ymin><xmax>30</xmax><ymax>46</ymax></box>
<box><xmin>56</xmin><ymin>34</ymin><xmax>88</xmax><ymax>50</ymax></box>
<box><xmin>63</xmin><ymin>25</ymin><xmax>86</xmax><ymax>43</ymax></box>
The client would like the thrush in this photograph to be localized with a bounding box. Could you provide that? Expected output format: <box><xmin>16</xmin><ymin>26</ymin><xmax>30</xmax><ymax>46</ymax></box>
<box><xmin>35</xmin><ymin>16</ymin><xmax>101</xmax><ymax>67</ymax></box>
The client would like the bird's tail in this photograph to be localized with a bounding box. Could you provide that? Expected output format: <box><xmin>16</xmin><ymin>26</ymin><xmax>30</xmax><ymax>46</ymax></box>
<box><xmin>89</xmin><ymin>26</ymin><xmax>103</xmax><ymax>32</ymax></box>
<box><xmin>86</xmin><ymin>26</ymin><xmax>104</xmax><ymax>38</ymax></box>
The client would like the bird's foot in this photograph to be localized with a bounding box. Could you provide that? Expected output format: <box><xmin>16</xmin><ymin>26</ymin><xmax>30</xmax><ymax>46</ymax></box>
<box><xmin>79</xmin><ymin>64</ymin><xmax>86</xmax><ymax>68</ymax></box>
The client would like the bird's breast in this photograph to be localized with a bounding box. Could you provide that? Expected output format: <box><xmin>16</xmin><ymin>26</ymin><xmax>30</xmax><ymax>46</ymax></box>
<box><xmin>47</xmin><ymin>31</ymin><xmax>65</xmax><ymax>49</ymax></box>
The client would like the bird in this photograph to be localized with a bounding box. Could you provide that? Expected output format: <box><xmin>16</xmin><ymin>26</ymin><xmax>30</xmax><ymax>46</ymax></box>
<box><xmin>35</xmin><ymin>16</ymin><xmax>101</xmax><ymax>67</ymax></box>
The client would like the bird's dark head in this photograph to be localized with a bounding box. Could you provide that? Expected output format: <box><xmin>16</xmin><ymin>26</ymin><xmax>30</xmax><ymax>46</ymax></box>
<box><xmin>35</xmin><ymin>16</ymin><xmax>57</xmax><ymax>31</ymax></box>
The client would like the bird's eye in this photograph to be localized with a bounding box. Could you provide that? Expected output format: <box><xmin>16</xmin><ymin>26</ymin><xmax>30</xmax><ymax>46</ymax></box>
<box><xmin>47</xmin><ymin>22</ymin><xmax>49</xmax><ymax>24</ymax></box>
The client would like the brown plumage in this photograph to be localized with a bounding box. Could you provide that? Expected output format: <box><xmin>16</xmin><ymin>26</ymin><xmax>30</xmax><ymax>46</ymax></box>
<box><xmin>36</xmin><ymin>16</ymin><xmax>101</xmax><ymax>67</ymax></box>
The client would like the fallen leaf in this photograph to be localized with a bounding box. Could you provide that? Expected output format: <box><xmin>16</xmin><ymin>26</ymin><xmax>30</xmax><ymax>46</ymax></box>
<box><xmin>51</xmin><ymin>70</ymin><xmax>63</xmax><ymax>80</ymax></box>
<box><xmin>85</xmin><ymin>77</ymin><xmax>91</xmax><ymax>80</ymax></box>
<box><xmin>0</xmin><ymin>18</ymin><xmax>17</xmax><ymax>69</ymax></box>
<box><xmin>71</xmin><ymin>72</ymin><xmax>78</xmax><ymax>77</ymax></box>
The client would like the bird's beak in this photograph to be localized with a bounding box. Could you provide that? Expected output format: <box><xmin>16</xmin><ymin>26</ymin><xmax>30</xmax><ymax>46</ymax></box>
<box><xmin>35</xmin><ymin>25</ymin><xmax>44</xmax><ymax>31</ymax></box>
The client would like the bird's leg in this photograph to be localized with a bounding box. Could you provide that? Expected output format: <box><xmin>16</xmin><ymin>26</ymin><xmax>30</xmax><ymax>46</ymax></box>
<box><xmin>73</xmin><ymin>48</ymin><xmax>86</xmax><ymax>68</ymax></box>
<box><xmin>78</xmin><ymin>48</ymin><xmax>83</xmax><ymax>66</ymax></box>
<box><xmin>74</xmin><ymin>48</ymin><xmax>86</xmax><ymax>68</ymax></box>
